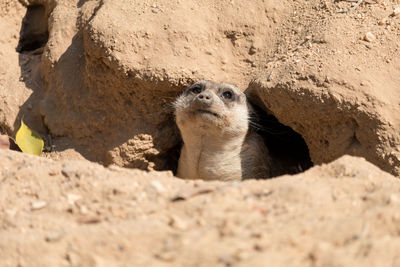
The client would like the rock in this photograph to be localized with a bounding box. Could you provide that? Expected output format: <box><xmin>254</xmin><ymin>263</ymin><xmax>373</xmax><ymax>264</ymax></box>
<box><xmin>61</xmin><ymin>164</ymin><xmax>81</xmax><ymax>178</ymax></box>
<box><xmin>67</xmin><ymin>193</ymin><xmax>82</xmax><ymax>205</ymax></box>
<box><xmin>77</xmin><ymin>216</ymin><xmax>101</xmax><ymax>224</ymax></box>
<box><xmin>45</xmin><ymin>231</ymin><xmax>64</xmax><ymax>243</ymax></box>
<box><xmin>31</xmin><ymin>201</ymin><xmax>47</xmax><ymax>210</ymax></box>
<box><xmin>149</xmin><ymin>180</ymin><xmax>165</xmax><ymax>193</ymax></box>
<box><xmin>168</xmin><ymin>215</ymin><xmax>188</xmax><ymax>230</ymax></box>
<box><xmin>363</xmin><ymin>32</ymin><xmax>376</xmax><ymax>42</ymax></box>
<box><xmin>392</xmin><ymin>7</ymin><xmax>400</xmax><ymax>17</ymax></box>
<box><xmin>79</xmin><ymin>205</ymin><xmax>88</xmax><ymax>215</ymax></box>
<box><xmin>48</xmin><ymin>169</ymin><xmax>59</xmax><ymax>176</ymax></box>
<box><xmin>378</xmin><ymin>18</ymin><xmax>387</xmax><ymax>25</ymax></box>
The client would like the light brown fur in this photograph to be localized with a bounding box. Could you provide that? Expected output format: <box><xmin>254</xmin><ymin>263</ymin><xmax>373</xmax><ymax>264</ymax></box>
<box><xmin>174</xmin><ymin>80</ymin><xmax>272</xmax><ymax>181</ymax></box>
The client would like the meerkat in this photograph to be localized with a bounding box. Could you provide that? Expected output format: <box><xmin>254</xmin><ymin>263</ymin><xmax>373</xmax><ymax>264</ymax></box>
<box><xmin>173</xmin><ymin>80</ymin><xmax>272</xmax><ymax>181</ymax></box>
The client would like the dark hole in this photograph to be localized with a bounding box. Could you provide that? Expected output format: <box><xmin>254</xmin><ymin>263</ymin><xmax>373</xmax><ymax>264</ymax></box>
<box><xmin>156</xmin><ymin>142</ymin><xmax>181</xmax><ymax>175</ymax></box>
<box><xmin>9</xmin><ymin>138</ymin><xmax>21</xmax><ymax>152</ymax></box>
<box><xmin>249</xmin><ymin>104</ymin><xmax>313</xmax><ymax>176</ymax></box>
<box><xmin>17</xmin><ymin>5</ymin><xmax>49</xmax><ymax>53</ymax></box>
<box><xmin>144</xmin><ymin>112</ymin><xmax>182</xmax><ymax>175</ymax></box>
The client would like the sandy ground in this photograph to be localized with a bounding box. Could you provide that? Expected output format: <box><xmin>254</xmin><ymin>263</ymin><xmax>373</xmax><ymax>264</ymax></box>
<box><xmin>1</xmin><ymin>150</ymin><xmax>400</xmax><ymax>266</ymax></box>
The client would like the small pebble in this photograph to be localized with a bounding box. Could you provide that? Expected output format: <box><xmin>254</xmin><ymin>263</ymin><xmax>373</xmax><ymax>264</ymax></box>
<box><xmin>235</xmin><ymin>250</ymin><xmax>250</xmax><ymax>261</ymax></box>
<box><xmin>169</xmin><ymin>215</ymin><xmax>188</xmax><ymax>230</ymax></box>
<box><xmin>77</xmin><ymin>216</ymin><xmax>101</xmax><ymax>224</ymax></box>
<box><xmin>48</xmin><ymin>169</ymin><xmax>59</xmax><ymax>176</ymax></box>
<box><xmin>61</xmin><ymin>164</ymin><xmax>81</xmax><ymax>178</ymax></box>
<box><xmin>392</xmin><ymin>7</ymin><xmax>400</xmax><ymax>17</ymax></box>
<box><xmin>248</xmin><ymin>45</ymin><xmax>257</xmax><ymax>55</ymax></box>
<box><xmin>79</xmin><ymin>205</ymin><xmax>88</xmax><ymax>215</ymax></box>
<box><xmin>45</xmin><ymin>231</ymin><xmax>64</xmax><ymax>242</ymax></box>
<box><xmin>155</xmin><ymin>251</ymin><xmax>175</xmax><ymax>262</ymax></box>
<box><xmin>149</xmin><ymin>180</ymin><xmax>165</xmax><ymax>193</ymax></box>
<box><xmin>378</xmin><ymin>18</ymin><xmax>387</xmax><ymax>26</ymax></box>
<box><xmin>67</xmin><ymin>193</ymin><xmax>82</xmax><ymax>205</ymax></box>
<box><xmin>363</xmin><ymin>32</ymin><xmax>376</xmax><ymax>42</ymax></box>
<box><xmin>31</xmin><ymin>201</ymin><xmax>47</xmax><ymax>210</ymax></box>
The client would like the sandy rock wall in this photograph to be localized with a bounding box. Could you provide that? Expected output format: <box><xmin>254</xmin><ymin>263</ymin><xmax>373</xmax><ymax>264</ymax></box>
<box><xmin>246</xmin><ymin>0</ymin><xmax>400</xmax><ymax>175</ymax></box>
<box><xmin>32</xmin><ymin>0</ymin><xmax>292</xmax><ymax>169</ymax></box>
<box><xmin>0</xmin><ymin>1</ymin><xmax>32</xmax><ymax>135</ymax></box>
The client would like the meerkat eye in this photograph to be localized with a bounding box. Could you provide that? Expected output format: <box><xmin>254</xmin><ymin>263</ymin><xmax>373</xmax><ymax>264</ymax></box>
<box><xmin>190</xmin><ymin>85</ymin><xmax>203</xmax><ymax>94</ymax></box>
<box><xmin>221</xmin><ymin>91</ymin><xmax>233</xmax><ymax>100</ymax></box>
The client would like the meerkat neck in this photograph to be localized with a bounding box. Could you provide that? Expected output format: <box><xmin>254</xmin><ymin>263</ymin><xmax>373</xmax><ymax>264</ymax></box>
<box><xmin>178</xmin><ymin>132</ymin><xmax>246</xmax><ymax>181</ymax></box>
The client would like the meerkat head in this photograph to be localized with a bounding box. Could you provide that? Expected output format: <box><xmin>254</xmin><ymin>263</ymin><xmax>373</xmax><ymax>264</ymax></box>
<box><xmin>174</xmin><ymin>80</ymin><xmax>249</xmax><ymax>138</ymax></box>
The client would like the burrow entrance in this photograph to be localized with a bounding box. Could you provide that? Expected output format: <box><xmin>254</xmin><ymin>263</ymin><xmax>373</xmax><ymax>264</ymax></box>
<box><xmin>17</xmin><ymin>5</ymin><xmax>49</xmax><ymax>53</ymax></box>
<box><xmin>249</xmin><ymin>104</ymin><xmax>313</xmax><ymax>176</ymax></box>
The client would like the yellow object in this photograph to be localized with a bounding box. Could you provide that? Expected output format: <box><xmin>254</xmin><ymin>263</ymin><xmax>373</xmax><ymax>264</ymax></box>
<box><xmin>15</xmin><ymin>119</ymin><xmax>44</xmax><ymax>156</ymax></box>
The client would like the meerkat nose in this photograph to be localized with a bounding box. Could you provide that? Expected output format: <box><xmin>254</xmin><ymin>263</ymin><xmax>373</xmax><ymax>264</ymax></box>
<box><xmin>196</xmin><ymin>92</ymin><xmax>213</xmax><ymax>105</ymax></box>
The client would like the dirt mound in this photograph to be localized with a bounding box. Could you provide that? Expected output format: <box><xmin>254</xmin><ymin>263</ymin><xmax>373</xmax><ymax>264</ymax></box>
<box><xmin>1</xmin><ymin>150</ymin><xmax>400</xmax><ymax>266</ymax></box>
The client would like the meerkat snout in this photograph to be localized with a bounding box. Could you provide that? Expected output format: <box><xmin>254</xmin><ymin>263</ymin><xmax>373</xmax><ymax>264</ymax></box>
<box><xmin>195</xmin><ymin>91</ymin><xmax>214</xmax><ymax>106</ymax></box>
<box><xmin>174</xmin><ymin>80</ymin><xmax>272</xmax><ymax>181</ymax></box>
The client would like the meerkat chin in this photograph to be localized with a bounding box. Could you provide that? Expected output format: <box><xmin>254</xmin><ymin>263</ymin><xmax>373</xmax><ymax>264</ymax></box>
<box><xmin>173</xmin><ymin>80</ymin><xmax>272</xmax><ymax>181</ymax></box>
